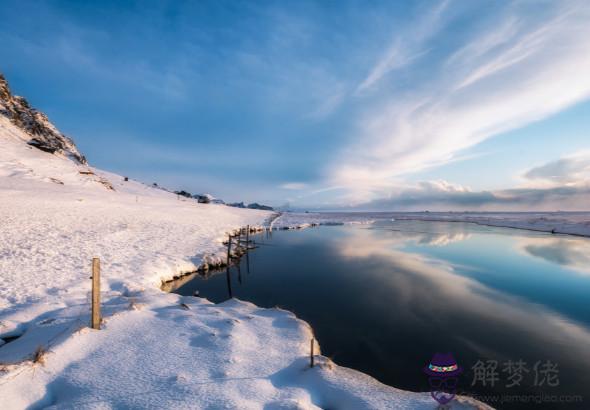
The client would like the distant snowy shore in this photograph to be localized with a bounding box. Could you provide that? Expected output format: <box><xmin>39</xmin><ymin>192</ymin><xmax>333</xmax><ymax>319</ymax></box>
<box><xmin>0</xmin><ymin>113</ymin><xmax>489</xmax><ymax>408</ymax></box>
<box><xmin>392</xmin><ymin>212</ymin><xmax>590</xmax><ymax>237</ymax></box>
<box><xmin>273</xmin><ymin>211</ymin><xmax>590</xmax><ymax>238</ymax></box>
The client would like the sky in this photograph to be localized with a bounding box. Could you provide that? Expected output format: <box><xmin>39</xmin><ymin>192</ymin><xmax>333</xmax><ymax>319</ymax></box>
<box><xmin>1</xmin><ymin>0</ymin><xmax>590</xmax><ymax>210</ymax></box>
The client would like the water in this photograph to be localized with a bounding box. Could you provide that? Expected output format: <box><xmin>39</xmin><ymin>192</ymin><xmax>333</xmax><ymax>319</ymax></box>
<box><xmin>172</xmin><ymin>220</ymin><xmax>590</xmax><ymax>409</ymax></box>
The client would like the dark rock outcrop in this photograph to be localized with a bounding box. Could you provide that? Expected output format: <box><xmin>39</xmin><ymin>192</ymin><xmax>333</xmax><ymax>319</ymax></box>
<box><xmin>194</xmin><ymin>194</ymin><xmax>212</xmax><ymax>204</ymax></box>
<box><xmin>0</xmin><ymin>73</ymin><xmax>87</xmax><ymax>164</ymax></box>
<box><xmin>247</xmin><ymin>203</ymin><xmax>274</xmax><ymax>211</ymax></box>
<box><xmin>175</xmin><ymin>190</ymin><xmax>193</xmax><ymax>198</ymax></box>
<box><xmin>227</xmin><ymin>201</ymin><xmax>273</xmax><ymax>210</ymax></box>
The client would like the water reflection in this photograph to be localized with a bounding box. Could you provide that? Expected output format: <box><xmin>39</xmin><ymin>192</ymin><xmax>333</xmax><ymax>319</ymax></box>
<box><xmin>369</xmin><ymin>220</ymin><xmax>473</xmax><ymax>247</ymax></box>
<box><xmin>173</xmin><ymin>222</ymin><xmax>590</xmax><ymax>409</ymax></box>
<box><xmin>518</xmin><ymin>237</ymin><xmax>590</xmax><ymax>275</ymax></box>
<box><xmin>336</xmin><ymin>226</ymin><xmax>590</xmax><ymax>368</ymax></box>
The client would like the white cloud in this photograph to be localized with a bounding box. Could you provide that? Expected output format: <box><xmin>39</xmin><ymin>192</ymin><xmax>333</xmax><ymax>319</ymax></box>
<box><xmin>333</xmin><ymin>1</ymin><xmax>590</xmax><ymax>203</ymax></box>
<box><xmin>280</xmin><ymin>182</ymin><xmax>308</xmax><ymax>190</ymax></box>
<box><xmin>524</xmin><ymin>152</ymin><xmax>590</xmax><ymax>185</ymax></box>
<box><xmin>352</xmin><ymin>163</ymin><xmax>590</xmax><ymax>210</ymax></box>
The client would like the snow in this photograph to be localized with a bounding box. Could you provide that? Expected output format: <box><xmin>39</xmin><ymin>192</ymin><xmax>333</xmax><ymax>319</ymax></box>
<box><xmin>0</xmin><ymin>294</ymin><xmax>485</xmax><ymax>409</ymax></box>
<box><xmin>390</xmin><ymin>212</ymin><xmax>590</xmax><ymax>237</ymax></box>
<box><xmin>0</xmin><ymin>116</ymin><xmax>489</xmax><ymax>408</ymax></box>
<box><xmin>272</xmin><ymin>212</ymin><xmax>375</xmax><ymax>230</ymax></box>
<box><xmin>0</xmin><ymin>116</ymin><xmax>271</xmax><ymax>310</ymax></box>
<box><xmin>274</xmin><ymin>211</ymin><xmax>590</xmax><ymax>237</ymax></box>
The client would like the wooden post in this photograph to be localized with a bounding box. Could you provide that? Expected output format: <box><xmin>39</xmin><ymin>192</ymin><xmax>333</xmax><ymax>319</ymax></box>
<box><xmin>225</xmin><ymin>235</ymin><xmax>233</xmax><ymax>299</ymax></box>
<box><xmin>91</xmin><ymin>258</ymin><xmax>101</xmax><ymax>330</ymax></box>
<box><xmin>246</xmin><ymin>225</ymin><xmax>250</xmax><ymax>248</ymax></box>
<box><xmin>310</xmin><ymin>338</ymin><xmax>315</xmax><ymax>368</ymax></box>
<box><xmin>225</xmin><ymin>265</ymin><xmax>233</xmax><ymax>299</ymax></box>
<box><xmin>246</xmin><ymin>248</ymin><xmax>250</xmax><ymax>275</ymax></box>
<box><xmin>226</xmin><ymin>235</ymin><xmax>232</xmax><ymax>265</ymax></box>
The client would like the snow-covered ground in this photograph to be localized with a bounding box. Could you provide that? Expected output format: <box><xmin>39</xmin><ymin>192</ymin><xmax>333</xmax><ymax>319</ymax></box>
<box><xmin>0</xmin><ymin>114</ymin><xmax>490</xmax><ymax>408</ymax></box>
<box><xmin>274</xmin><ymin>211</ymin><xmax>590</xmax><ymax>237</ymax></box>
<box><xmin>390</xmin><ymin>212</ymin><xmax>590</xmax><ymax>237</ymax></box>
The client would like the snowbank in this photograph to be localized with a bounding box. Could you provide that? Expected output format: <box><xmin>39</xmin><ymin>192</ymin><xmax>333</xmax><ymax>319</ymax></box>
<box><xmin>272</xmin><ymin>212</ymin><xmax>375</xmax><ymax>230</ymax></box>
<box><xmin>0</xmin><ymin>118</ymin><xmax>488</xmax><ymax>408</ymax></box>
<box><xmin>0</xmin><ymin>293</ymin><xmax>485</xmax><ymax>409</ymax></box>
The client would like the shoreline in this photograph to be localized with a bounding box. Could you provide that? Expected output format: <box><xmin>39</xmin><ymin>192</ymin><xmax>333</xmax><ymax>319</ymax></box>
<box><xmin>158</xmin><ymin>230</ymin><xmax>492</xmax><ymax>410</ymax></box>
<box><xmin>0</xmin><ymin>219</ymin><xmax>491</xmax><ymax>409</ymax></box>
<box><xmin>272</xmin><ymin>211</ymin><xmax>590</xmax><ymax>239</ymax></box>
<box><xmin>160</xmin><ymin>212</ymin><xmax>282</xmax><ymax>289</ymax></box>
<box><xmin>393</xmin><ymin>216</ymin><xmax>590</xmax><ymax>238</ymax></box>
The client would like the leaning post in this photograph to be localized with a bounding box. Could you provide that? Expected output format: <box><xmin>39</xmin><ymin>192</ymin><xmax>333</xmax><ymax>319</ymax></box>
<box><xmin>91</xmin><ymin>257</ymin><xmax>101</xmax><ymax>330</ymax></box>
<box><xmin>310</xmin><ymin>338</ymin><xmax>315</xmax><ymax>368</ymax></box>
<box><xmin>246</xmin><ymin>225</ymin><xmax>250</xmax><ymax>248</ymax></box>
<box><xmin>226</xmin><ymin>235</ymin><xmax>232</xmax><ymax>266</ymax></box>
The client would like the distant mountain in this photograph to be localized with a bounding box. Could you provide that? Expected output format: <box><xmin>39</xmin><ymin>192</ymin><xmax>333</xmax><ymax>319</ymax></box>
<box><xmin>0</xmin><ymin>73</ymin><xmax>86</xmax><ymax>164</ymax></box>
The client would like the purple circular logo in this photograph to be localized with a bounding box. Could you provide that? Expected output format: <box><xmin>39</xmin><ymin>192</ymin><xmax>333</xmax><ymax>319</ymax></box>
<box><xmin>423</xmin><ymin>353</ymin><xmax>463</xmax><ymax>405</ymax></box>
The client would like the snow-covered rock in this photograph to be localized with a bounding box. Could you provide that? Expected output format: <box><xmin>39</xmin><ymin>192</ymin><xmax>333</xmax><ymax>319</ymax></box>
<box><xmin>0</xmin><ymin>73</ymin><xmax>86</xmax><ymax>164</ymax></box>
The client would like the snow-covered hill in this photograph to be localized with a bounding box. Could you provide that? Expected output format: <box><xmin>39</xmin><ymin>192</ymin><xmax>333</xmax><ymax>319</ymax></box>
<box><xmin>0</xmin><ymin>76</ymin><xmax>272</xmax><ymax>309</ymax></box>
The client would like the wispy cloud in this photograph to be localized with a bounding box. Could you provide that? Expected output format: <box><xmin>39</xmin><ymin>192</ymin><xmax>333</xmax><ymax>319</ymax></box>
<box><xmin>356</xmin><ymin>0</ymin><xmax>450</xmax><ymax>93</ymax></box>
<box><xmin>332</xmin><ymin>0</ymin><xmax>590</xmax><ymax>203</ymax></box>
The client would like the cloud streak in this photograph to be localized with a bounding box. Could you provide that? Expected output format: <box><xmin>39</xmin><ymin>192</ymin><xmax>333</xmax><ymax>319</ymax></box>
<box><xmin>356</xmin><ymin>0</ymin><xmax>450</xmax><ymax>92</ymax></box>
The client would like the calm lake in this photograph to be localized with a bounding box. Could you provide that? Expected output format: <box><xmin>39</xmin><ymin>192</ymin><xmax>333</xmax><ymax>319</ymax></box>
<box><xmin>172</xmin><ymin>219</ymin><xmax>590</xmax><ymax>409</ymax></box>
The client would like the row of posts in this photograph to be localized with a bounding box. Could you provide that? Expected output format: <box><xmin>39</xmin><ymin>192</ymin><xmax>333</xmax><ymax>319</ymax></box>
<box><xmin>88</xmin><ymin>225</ymin><xmax>322</xmax><ymax>366</ymax></box>
<box><xmin>90</xmin><ymin>224</ymin><xmax>265</xmax><ymax>330</ymax></box>
<box><xmin>226</xmin><ymin>224</ymin><xmax>254</xmax><ymax>266</ymax></box>
<box><xmin>91</xmin><ymin>252</ymin><xmax>318</xmax><ymax>367</ymax></box>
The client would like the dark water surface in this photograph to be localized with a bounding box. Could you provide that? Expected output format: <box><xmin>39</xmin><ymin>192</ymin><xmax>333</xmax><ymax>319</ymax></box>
<box><xmin>172</xmin><ymin>220</ymin><xmax>590</xmax><ymax>409</ymax></box>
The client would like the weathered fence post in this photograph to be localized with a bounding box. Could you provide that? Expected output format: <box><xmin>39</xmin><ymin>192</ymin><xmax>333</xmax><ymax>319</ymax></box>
<box><xmin>225</xmin><ymin>266</ymin><xmax>233</xmax><ymax>299</ymax></box>
<box><xmin>246</xmin><ymin>247</ymin><xmax>250</xmax><ymax>275</ymax></box>
<box><xmin>310</xmin><ymin>338</ymin><xmax>315</xmax><ymax>368</ymax></box>
<box><xmin>246</xmin><ymin>225</ymin><xmax>250</xmax><ymax>248</ymax></box>
<box><xmin>226</xmin><ymin>235</ymin><xmax>232</xmax><ymax>265</ymax></box>
<box><xmin>91</xmin><ymin>258</ymin><xmax>101</xmax><ymax>330</ymax></box>
<box><xmin>225</xmin><ymin>235</ymin><xmax>233</xmax><ymax>298</ymax></box>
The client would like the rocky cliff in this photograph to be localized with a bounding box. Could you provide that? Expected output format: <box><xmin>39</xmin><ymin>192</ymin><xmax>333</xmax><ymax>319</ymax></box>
<box><xmin>0</xmin><ymin>73</ymin><xmax>87</xmax><ymax>164</ymax></box>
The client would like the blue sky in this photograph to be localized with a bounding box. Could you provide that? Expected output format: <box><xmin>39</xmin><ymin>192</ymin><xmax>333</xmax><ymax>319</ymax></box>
<box><xmin>1</xmin><ymin>0</ymin><xmax>589</xmax><ymax>210</ymax></box>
